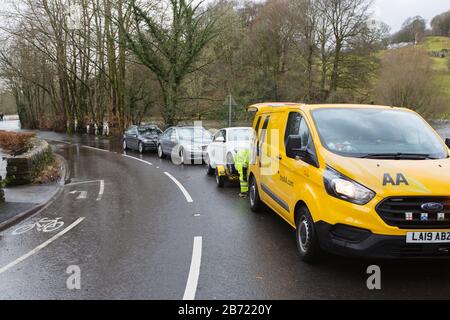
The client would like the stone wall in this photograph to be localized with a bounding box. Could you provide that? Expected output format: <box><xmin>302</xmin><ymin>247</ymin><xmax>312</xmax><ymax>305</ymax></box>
<box><xmin>5</xmin><ymin>138</ymin><xmax>53</xmax><ymax>186</ymax></box>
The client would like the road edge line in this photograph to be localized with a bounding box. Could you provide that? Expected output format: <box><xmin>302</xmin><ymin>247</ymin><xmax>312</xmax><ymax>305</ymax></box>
<box><xmin>122</xmin><ymin>154</ymin><xmax>153</xmax><ymax>166</ymax></box>
<box><xmin>164</xmin><ymin>172</ymin><xmax>193</xmax><ymax>203</ymax></box>
<box><xmin>81</xmin><ymin>145</ymin><xmax>109</xmax><ymax>153</ymax></box>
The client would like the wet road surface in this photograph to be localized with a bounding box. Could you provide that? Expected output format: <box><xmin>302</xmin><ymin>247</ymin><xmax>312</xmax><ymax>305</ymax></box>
<box><xmin>1</xmin><ymin>121</ymin><xmax>450</xmax><ymax>299</ymax></box>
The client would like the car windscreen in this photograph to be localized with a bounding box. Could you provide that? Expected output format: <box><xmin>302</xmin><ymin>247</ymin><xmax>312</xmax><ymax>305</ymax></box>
<box><xmin>311</xmin><ymin>108</ymin><xmax>448</xmax><ymax>159</ymax></box>
<box><xmin>138</xmin><ymin>127</ymin><xmax>161</xmax><ymax>135</ymax></box>
<box><xmin>178</xmin><ymin>128</ymin><xmax>212</xmax><ymax>142</ymax></box>
<box><xmin>228</xmin><ymin>129</ymin><xmax>253</xmax><ymax>142</ymax></box>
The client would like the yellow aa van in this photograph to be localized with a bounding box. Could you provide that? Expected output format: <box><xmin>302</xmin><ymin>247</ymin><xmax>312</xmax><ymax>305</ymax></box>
<box><xmin>247</xmin><ymin>103</ymin><xmax>450</xmax><ymax>261</ymax></box>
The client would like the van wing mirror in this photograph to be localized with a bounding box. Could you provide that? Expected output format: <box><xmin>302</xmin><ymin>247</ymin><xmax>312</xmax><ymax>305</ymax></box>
<box><xmin>216</xmin><ymin>136</ymin><xmax>225</xmax><ymax>143</ymax></box>
<box><xmin>446</xmin><ymin>138</ymin><xmax>450</xmax><ymax>148</ymax></box>
<box><xmin>286</xmin><ymin>135</ymin><xmax>306</xmax><ymax>159</ymax></box>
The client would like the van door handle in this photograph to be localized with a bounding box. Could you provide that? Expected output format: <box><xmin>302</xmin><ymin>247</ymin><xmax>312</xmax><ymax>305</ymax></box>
<box><xmin>278</xmin><ymin>156</ymin><xmax>282</xmax><ymax>160</ymax></box>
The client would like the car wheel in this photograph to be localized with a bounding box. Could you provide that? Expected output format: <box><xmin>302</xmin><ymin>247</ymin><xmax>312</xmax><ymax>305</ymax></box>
<box><xmin>295</xmin><ymin>206</ymin><xmax>321</xmax><ymax>263</ymax></box>
<box><xmin>179</xmin><ymin>147</ymin><xmax>185</xmax><ymax>165</ymax></box>
<box><xmin>205</xmin><ymin>155</ymin><xmax>214</xmax><ymax>175</ymax></box>
<box><xmin>138</xmin><ymin>142</ymin><xmax>144</xmax><ymax>153</ymax></box>
<box><xmin>158</xmin><ymin>144</ymin><xmax>166</xmax><ymax>159</ymax></box>
<box><xmin>215</xmin><ymin>168</ymin><xmax>226</xmax><ymax>188</ymax></box>
<box><xmin>249</xmin><ymin>176</ymin><xmax>263</xmax><ymax>212</ymax></box>
<box><xmin>123</xmin><ymin>139</ymin><xmax>128</xmax><ymax>150</ymax></box>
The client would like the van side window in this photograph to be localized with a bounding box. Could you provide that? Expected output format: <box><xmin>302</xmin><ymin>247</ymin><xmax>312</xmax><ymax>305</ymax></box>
<box><xmin>258</xmin><ymin>116</ymin><xmax>270</xmax><ymax>157</ymax></box>
<box><xmin>285</xmin><ymin>112</ymin><xmax>302</xmax><ymax>147</ymax></box>
<box><xmin>299</xmin><ymin>118</ymin><xmax>312</xmax><ymax>150</ymax></box>
<box><xmin>284</xmin><ymin>112</ymin><xmax>318</xmax><ymax>166</ymax></box>
<box><xmin>254</xmin><ymin>116</ymin><xmax>262</xmax><ymax>134</ymax></box>
<box><xmin>285</xmin><ymin>112</ymin><xmax>312</xmax><ymax>149</ymax></box>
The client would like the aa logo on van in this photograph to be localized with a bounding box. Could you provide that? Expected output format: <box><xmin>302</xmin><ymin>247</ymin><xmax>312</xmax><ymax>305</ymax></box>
<box><xmin>383</xmin><ymin>173</ymin><xmax>409</xmax><ymax>186</ymax></box>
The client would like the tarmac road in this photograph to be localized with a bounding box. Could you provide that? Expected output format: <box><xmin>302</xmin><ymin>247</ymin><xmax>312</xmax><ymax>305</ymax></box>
<box><xmin>1</xmin><ymin>121</ymin><xmax>450</xmax><ymax>299</ymax></box>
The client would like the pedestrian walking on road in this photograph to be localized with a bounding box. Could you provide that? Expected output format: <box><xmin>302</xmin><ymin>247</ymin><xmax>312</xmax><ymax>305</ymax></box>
<box><xmin>103</xmin><ymin>121</ymin><xmax>109</xmax><ymax>136</ymax></box>
<box><xmin>234</xmin><ymin>149</ymin><xmax>250</xmax><ymax>198</ymax></box>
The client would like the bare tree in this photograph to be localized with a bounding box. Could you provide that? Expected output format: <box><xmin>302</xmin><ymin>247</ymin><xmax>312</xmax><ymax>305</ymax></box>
<box><xmin>126</xmin><ymin>0</ymin><xmax>217</xmax><ymax>125</ymax></box>
<box><xmin>317</xmin><ymin>0</ymin><xmax>373</xmax><ymax>94</ymax></box>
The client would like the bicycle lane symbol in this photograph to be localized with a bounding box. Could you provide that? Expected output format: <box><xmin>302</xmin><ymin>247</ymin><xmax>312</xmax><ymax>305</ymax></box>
<box><xmin>12</xmin><ymin>217</ymin><xmax>65</xmax><ymax>236</ymax></box>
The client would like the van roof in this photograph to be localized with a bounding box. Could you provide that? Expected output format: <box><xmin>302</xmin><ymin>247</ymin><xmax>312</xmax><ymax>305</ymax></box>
<box><xmin>247</xmin><ymin>103</ymin><xmax>397</xmax><ymax>113</ymax></box>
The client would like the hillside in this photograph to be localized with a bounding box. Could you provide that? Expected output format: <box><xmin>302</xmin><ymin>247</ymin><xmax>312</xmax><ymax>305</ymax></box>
<box><xmin>418</xmin><ymin>36</ymin><xmax>450</xmax><ymax>103</ymax></box>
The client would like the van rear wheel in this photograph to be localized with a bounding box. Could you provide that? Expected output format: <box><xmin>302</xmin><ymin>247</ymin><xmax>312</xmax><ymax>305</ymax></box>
<box><xmin>249</xmin><ymin>176</ymin><xmax>263</xmax><ymax>212</ymax></box>
<box><xmin>295</xmin><ymin>206</ymin><xmax>321</xmax><ymax>263</ymax></box>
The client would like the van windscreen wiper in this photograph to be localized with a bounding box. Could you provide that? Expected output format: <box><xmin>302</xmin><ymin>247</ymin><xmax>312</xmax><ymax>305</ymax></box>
<box><xmin>360</xmin><ymin>153</ymin><xmax>438</xmax><ymax>160</ymax></box>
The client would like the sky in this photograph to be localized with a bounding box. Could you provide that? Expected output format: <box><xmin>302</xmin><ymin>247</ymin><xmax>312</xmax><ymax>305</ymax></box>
<box><xmin>373</xmin><ymin>0</ymin><xmax>450</xmax><ymax>32</ymax></box>
<box><xmin>0</xmin><ymin>0</ymin><xmax>448</xmax><ymax>34</ymax></box>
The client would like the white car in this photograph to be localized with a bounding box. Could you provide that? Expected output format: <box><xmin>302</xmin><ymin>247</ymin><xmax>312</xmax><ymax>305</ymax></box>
<box><xmin>205</xmin><ymin>127</ymin><xmax>253</xmax><ymax>175</ymax></box>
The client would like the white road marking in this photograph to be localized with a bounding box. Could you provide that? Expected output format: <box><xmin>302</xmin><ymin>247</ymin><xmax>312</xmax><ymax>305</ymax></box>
<box><xmin>69</xmin><ymin>190</ymin><xmax>87</xmax><ymax>200</ymax></box>
<box><xmin>164</xmin><ymin>172</ymin><xmax>193</xmax><ymax>203</ymax></box>
<box><xmin>122</xmin><ymin>154</ymin><xmax>153</xmax><ymax>166</ymax></box>
<box><xmin>81</xmin><ymin>145</ymin><xmax>109</xmax><ymax>153</ymax></box>
<box><xmin>46</xmin><ymin>139</ymin><xmax>72</xmax><ymax>145</ymax></box>
<box><xmin>0</xmin><ymin>218</ymin><xmax>85</xmax><ymax>275</ymax></box>
<box><xmin>66</xmin><ymin>180</ymin><xmax>103</xmax><ymax>187</ymax></box>
<box><xmin>97</xmin><ymin>180</ymin><xmax>105</xmax><ymax>201</ymax></box>
<box><xmin>183</xmin><ymin>236</ymin><xmax>202</xmax><ymax>300</ymax></box>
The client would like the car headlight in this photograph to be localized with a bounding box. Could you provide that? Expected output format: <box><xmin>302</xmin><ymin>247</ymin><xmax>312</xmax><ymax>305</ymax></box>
<box><xmin>323</xmin><ymin>167</ymin><xmax>375</xmax><ymax>205</ymax></box>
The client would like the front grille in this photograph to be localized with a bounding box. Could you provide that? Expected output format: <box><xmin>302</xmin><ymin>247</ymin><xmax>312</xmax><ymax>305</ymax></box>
<box><xmin>376</xmin><ymin>197</ymin><xmax>450</xmax><ymax>229</ymax></box>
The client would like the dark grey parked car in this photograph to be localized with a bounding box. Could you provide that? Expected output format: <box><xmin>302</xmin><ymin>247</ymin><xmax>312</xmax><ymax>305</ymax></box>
<box><xmin>122</xmin><ymin>125</ymin><xmax>163</xmax><ymax>153</ymax></box>
<box><xmin>157</xmin><ymin>126</ymin><xmax>212</xmax><ymax>164</ymax></box>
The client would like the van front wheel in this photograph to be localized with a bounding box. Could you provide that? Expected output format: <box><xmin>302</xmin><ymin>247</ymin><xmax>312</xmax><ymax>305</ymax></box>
<box><xmin>295</xmin><ymin>206</ymin><xmax>321</xmax><ymax>263</ymax></box>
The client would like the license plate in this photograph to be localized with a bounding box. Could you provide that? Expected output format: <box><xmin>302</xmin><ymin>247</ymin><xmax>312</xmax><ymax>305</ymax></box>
<box><xmin>406</xmin><ymin>232</ymin><xmax>450</xmax><ymax>243</ymax></box>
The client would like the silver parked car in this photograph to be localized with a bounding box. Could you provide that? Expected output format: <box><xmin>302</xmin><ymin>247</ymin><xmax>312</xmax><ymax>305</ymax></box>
<box><xmin>157</xmin><ymin>126</ymin><xmax>212</xmax><ymax>164</ymax></box>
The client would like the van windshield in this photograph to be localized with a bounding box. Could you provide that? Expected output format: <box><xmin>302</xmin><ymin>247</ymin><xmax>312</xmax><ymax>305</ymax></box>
<box><xmin>311</xmin><ymin>108</ymin><xmax>448</xmax><ymax>159</ymax></box>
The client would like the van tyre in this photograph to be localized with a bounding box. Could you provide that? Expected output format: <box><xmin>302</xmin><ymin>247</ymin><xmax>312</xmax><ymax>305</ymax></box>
<box><xmin>295</xmin><ymin>206</ymin><xmax>321</xmax><ymax>263</ymax></box>
<box><xmin>215</xmin><ymin>168</ymin><xmax>226</xmax><ymax>188</ymax></box>
<box><xmin>249</xmin><ymin>176</ymin><xmax>263</xmax><ymax>212</ymax></box>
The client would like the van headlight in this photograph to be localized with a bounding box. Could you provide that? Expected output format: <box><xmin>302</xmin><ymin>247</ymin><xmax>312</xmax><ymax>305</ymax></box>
<box><xmin>323</xmin><ymin>167</ymin><xmax>375</xmax><ymax>205</ymax></box>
